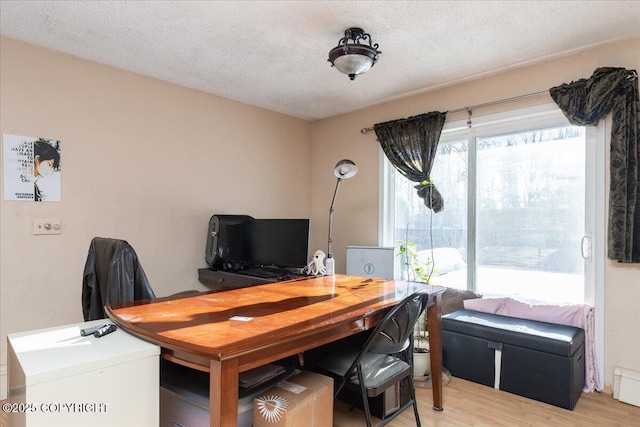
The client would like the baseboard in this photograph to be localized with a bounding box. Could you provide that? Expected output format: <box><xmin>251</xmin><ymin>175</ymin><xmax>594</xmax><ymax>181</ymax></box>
<box><xmin>613</xmin><ymin>367</ymin><xmax>640</xmax><ymax>406</ymax></box>
<box><xmin>603</xmin><ymin>382</ymin><xmax>613</xmax><ymax>395</ymax></box>
<box><xmin>0</xmin><ymin>364</ymin><xmax>7</xmax><ymax>400</ymax></box>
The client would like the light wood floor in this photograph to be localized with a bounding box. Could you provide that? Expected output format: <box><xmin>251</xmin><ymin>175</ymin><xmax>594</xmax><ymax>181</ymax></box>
<box><xmin>2</xmin><ymin>377</ymin><xmax>639</xmax><ymax>426</ymax></box>
<box><xmin>334</xmin><ymin>377</ymin><xmax>640</xmax><ymax>427</ymax></box>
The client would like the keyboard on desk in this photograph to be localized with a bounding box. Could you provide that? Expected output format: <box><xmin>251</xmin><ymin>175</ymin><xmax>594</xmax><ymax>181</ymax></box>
<box><xmin>238</xmin><ymin>267</ymin><xmax>295</xmax><ymax>280</ymax></box>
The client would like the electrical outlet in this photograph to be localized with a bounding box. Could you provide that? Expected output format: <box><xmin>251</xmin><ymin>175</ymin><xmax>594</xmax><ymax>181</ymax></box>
<box><xmin>33</xmin><ymin>218</ymin><xmax>62</xmax><ymax>235</ymax></box>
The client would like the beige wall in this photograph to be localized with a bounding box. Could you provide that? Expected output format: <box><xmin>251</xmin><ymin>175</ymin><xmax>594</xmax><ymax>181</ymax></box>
<box><xmin>0</xmin><ymin>37</ymin><xmax>312</xmax><ymax>387</ymax></box>
<box><xmin>310</xmin><ymin>37</ymin><xmax>640</xmax><ymax>388</ymax></box>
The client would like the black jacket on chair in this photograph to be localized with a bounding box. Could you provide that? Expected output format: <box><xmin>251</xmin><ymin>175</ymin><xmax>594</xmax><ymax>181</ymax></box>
<box><xmin>82</xmin><ymin>237</ymin><xmax>156</xmax><ymax>321</ymax></box>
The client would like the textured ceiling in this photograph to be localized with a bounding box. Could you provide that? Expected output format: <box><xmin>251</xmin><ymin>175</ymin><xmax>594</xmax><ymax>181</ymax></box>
<box><xmin>1</xmin><ymin>1</ymin><xmax>639</xmax><ymax>121</ymax></box>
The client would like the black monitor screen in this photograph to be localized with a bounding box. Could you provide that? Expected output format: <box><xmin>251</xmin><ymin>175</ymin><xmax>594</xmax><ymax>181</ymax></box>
<box><xmin>245</xmin><ymin>219</ymin><xmax>310</xmax><ymax>268</ymax></box>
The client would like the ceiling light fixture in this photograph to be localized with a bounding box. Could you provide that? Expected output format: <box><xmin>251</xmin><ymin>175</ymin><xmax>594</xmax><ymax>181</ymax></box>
<box><xmin>328</xmin><ymin>28</ymin><xmax>381</xmax><ymax>80</ymax></box>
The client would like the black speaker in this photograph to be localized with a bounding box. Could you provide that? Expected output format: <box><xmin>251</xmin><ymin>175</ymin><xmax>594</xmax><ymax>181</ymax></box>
<box><xmin>205</xmin><ymin>215</ymin><xmax>253</xmax><ymax>268</ymax></box>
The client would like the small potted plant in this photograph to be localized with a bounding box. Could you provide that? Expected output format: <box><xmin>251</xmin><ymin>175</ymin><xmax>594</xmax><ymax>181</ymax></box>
<box><xmin>397</xmin><ymin>239</ymin><xmax>431</xmax><ymax>380</ymax></box>
<box><xmin>412</xmin><ymin>310</ymin><xmax>430</xmax><ymax>380</ymax></box>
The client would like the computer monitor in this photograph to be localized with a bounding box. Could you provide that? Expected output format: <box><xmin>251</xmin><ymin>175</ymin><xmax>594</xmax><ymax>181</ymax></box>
<box><xmin>245</xmin><ymin>219</ymin><xmax>310</xmax><ymax>268</ymax></box>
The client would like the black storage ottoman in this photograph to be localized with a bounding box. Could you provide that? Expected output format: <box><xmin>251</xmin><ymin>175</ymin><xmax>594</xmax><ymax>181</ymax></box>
<box><xmin>442</xmin><ymin>309</ymin><xmax>585</xmax><ymax>410</ymax></box>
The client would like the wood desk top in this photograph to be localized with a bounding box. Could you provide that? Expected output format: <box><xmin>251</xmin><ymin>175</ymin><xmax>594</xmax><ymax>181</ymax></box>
<box><xmin>107</xmin><ymin>275</ymin><xmax>444</xmax><ymax>368</ymax></box>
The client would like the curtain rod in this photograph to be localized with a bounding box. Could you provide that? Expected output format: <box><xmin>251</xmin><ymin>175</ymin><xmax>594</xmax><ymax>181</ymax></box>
<box><xmin>360</xmin><ymin>89</ymin><xmax>550</xmax><ymax>135</ymax></box>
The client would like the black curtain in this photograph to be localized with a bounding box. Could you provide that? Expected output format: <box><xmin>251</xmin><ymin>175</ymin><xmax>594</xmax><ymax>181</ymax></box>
<box><xmin>374</xmin><ymin>111</ymin><xmax>447</xmax><ymax>212</ymax></box>
<box><xmin>550</xmin><ymin>67</ymin><xmax>640</xmax><ymax>263</ymax></box>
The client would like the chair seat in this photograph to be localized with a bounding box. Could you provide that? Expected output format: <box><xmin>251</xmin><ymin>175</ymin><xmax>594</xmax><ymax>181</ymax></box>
<box><xmin>316</xmin><ymin>347</ymin><xmax>412</xmax><ymax>397</ymax></box>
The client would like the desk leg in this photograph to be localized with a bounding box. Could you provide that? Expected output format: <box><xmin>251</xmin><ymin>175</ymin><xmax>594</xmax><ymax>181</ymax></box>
<box><xmin>210</xmin><ymin>358</ymin><xmax>239</xmax><ymax>427</ymax></box>
<box><xmin>427</xmin><ymin>293</ymin><xmax>444</xmax><ymax>411</ymax></box>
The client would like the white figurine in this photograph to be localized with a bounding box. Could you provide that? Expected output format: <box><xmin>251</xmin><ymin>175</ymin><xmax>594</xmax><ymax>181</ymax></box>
<box><xmin>302</xmin><ymin>250</ymin><xmax>327</xmax><ymax>276</ymax></box>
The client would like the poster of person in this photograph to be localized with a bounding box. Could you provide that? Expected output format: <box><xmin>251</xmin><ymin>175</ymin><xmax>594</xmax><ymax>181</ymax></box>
<box><xmin>3</xmin><ymin>134</ymin><xmax>61</xmax><ymax>202</ymax></box>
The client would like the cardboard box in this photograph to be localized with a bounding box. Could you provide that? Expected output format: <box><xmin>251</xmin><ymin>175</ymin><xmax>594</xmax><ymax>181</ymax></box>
<box><xmin>254</xmin><ymin>371</ymin><xmax>333</xmax><ymax>427</ymax></box>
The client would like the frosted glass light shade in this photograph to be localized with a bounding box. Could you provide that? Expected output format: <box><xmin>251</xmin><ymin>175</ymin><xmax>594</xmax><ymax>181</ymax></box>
<box><xmin>333</xmin><ymin>54</ymin><xmax>374</xmax><ymax>77</ymax></box>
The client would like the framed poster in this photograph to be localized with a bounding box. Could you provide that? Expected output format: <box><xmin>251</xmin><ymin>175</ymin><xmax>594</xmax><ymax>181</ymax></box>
<box><xmin>3</xmin><ymin>134</ymin><xmax>61</xmax><ymax>202</ymax></box>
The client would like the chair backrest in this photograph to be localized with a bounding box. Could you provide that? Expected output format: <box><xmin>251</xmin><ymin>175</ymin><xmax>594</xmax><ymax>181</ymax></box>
<box><xmin>82</xmin><ymin>237</ymin><xmax>155</xmax><ymax>320</ymax></box>
<box><xmin>366</xmin><ymin>291</ymin><xmax>428</xmax><ymax>356</ymax></box>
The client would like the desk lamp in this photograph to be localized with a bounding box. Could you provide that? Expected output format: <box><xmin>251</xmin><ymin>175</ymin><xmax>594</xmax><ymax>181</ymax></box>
<box><xmin>327</xmin><ymin>159</ymin><xmax>358</xmax><ymax>274</ymax></box>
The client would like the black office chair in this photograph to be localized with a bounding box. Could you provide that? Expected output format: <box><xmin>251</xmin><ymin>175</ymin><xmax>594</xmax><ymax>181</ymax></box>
<box><xmin>82</xmin><ymin>237</ymin><xmax>156</xmax><ymax>320</ymax></box>
<box><xmin>315</xmin><ymin>291</ymin><xmax>428</xmax><ymax>427</ymax></box>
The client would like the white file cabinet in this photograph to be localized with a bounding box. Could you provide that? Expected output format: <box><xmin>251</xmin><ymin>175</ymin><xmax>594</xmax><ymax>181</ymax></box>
<box><xmin>7</xmin><ymin>319</ymin><xmax>159</xmax><ymax>427</ymax></box>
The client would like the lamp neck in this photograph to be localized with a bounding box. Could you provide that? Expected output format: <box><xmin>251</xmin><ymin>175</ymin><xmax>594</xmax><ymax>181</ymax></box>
<box><xmin>328</xmin><ymin>177</ymin><xmax>343</xmax><ymax>256</ymax></box>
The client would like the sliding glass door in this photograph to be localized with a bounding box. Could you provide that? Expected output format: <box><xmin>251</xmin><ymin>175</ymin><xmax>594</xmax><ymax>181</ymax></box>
<box><xmin>474</xmin><ymin>126</ymin><xmax>586</xmax><ymax>304</ymax></box>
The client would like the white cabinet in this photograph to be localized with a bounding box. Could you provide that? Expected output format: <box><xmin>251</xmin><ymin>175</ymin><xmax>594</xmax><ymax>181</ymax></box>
<box><xmin>7</xmin><ymin>319</ymin><xmax>159</xmax><ymax>427</ymax></box>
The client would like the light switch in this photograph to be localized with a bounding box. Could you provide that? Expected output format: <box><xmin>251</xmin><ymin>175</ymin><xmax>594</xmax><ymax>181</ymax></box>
<box><xmin>33</xmin><ymin>218</ymin><xmax>62</xmax><ymax>235</ymax></box>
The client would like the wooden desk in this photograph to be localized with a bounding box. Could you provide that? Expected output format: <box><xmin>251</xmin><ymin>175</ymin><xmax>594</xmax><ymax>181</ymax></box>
<box><xmin>107</xmin><ymin>275</ymin><xmax>446</xmax><ymax>427</ymax></box>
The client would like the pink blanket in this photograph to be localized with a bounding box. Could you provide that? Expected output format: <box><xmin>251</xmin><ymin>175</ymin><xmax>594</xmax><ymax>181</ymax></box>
<box><xmin>463</xmin><ymin>297</ymin><xmax>602</xmax><ymax>392</ymax></box>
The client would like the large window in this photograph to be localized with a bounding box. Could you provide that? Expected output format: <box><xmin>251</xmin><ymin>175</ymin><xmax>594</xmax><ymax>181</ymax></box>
<box><xmin>382</xmin><ymin>104</ymin><xmax>604</xmax><ymax>306</ymax></box>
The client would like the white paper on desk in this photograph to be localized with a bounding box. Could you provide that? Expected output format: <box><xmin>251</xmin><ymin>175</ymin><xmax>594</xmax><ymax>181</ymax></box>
<box><xmin>229</xmin><ymin>315</ymin><xmax>253</xmax><ymax>321</ymax></box>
